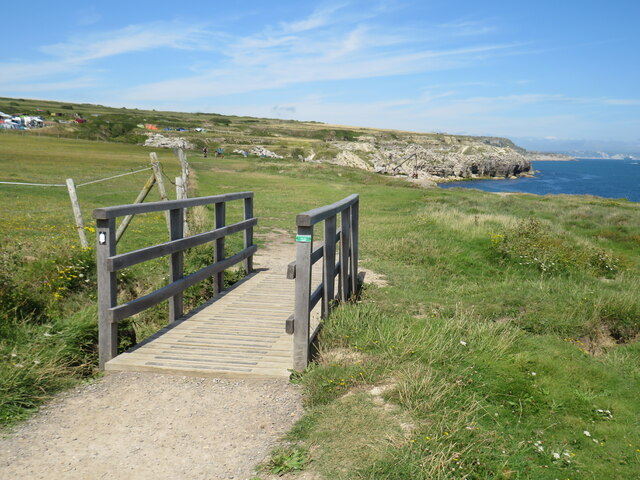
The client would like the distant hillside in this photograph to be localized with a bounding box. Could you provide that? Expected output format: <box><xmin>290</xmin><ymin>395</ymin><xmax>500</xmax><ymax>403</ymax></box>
<box><xmin>524</xmin><ymin>151</ymin><xmax>575</xmax><ymax>161</ymax></box>
<box><xmin>0</xmin><ymin>97</ymin><xmax>531</xmax><ymax>180</ymax></box>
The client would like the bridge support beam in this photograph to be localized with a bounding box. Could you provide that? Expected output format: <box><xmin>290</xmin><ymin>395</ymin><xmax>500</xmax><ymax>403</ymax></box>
<box><xmin>293</xmin><ymin>225</ymin><xmax>313</xmax><ymax>371</ymax></box>
<box><xmin>97</xmin><ymin>218</ymin><xmax>117</xmax><ymax>369</ymax></box>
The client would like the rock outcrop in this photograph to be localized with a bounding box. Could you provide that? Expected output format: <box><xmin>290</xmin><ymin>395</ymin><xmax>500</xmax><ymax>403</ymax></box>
<box><xmin>249</xmin><ymin>146</ymin><xmax>283</xmax><ymax>158</ymax></box>
<box><xmin>144</xmin><ymin>134</ymin><xmax>194</xmax><ymax>150</ymax></box>
<box><xmin>322</xmin><ymin>137</ymin><xmax>531</xmax><ymax>180</ymax></box>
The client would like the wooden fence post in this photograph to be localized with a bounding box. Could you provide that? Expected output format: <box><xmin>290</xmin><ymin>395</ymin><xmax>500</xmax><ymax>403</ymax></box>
<box><xmin>323</xmin><ymin>215</ymin><xmax>337</xmax><ymax>318</ymax></box>
<box><xmin>150</xmin><ymin>153</ymin><xmax>171</xmax><ymax>235</ymax></box>
<box><xmin>293</xmin><ymin>225</ymin><xmax>313</xmax><ymax>371</ymax></box>
<box><xmin>243</xmin><ymin>196</ymin><xmax>254</xmax><ymax>274</ymax></box>
<box><xmin>66</xmin><ymin>178</ymin><xmax>88</xmax><ymax>248</ymax></box>
<box><xmin>340</xmin><ymin>207</ymin><xmax>351</xmax><ymax>301</ymax></box>
<box><xmin>175</xmin><ymin>176</ymin><xmax>190</xmax><ymax>236</ymax></box>
<box><xmin>115</xmin><ymin>173</ymin><xmax>156</xmax><ymax>243</ymax></box>
<box><xmin>169</xmin><ymin>208</ymin><xmax>184</xmax><ymax>323</ymax></box>
<box><xmin>214</xmin><ymin>202</ymin><xmax>226</xmax><ymax>294</ymax></box>
<box><xmin>97</xmin><ymin>218</ymin><xmax>117</xmax><ymax>369</ymax></box>
<box><xmin>350</xmin><ymin>199</ymin><xmax>359</xmax><ymax>295</ymax></box>
<box><xmin>174</xmin><ymin>147</ymin><xmax>189</xmax><ymax>193</ymax></box>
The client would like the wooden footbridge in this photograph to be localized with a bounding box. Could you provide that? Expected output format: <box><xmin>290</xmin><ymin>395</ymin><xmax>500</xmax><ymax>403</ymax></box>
<box><xmin>93</xmin><ymin>192</ymin><xmax>360</xmax><ymax>377</ymax></box>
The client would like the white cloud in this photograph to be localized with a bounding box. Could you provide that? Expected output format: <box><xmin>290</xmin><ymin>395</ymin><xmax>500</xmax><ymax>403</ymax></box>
<box><xmin>122</xmin><ymin>30</ymin><xmax>518</xmax><ymax>102</ymax></box>
<box><xmin>0</xmin><ymin>21</ymin><xmax>211</xmax><ymax>90</ymax></box>
<box><xmin>438</xmin><ymin>19</ymin><xmax>496</xmax><ymax>37</ymax></box>
<box><xmin>197</xmin><ymin>88</ymin><xmax>640</xmax><ymax>141</ymax></box>
<box><xmin>75</xmin><ymin>7</ymin><xmax>101</xmax><ymax>26</ymax></box>
<box><xmin>1</xmin><ymin>76</ymin><xmax>99</xmax><ymax>93</ymax></box>
<box><xmin>280</xmin><ymin>4</ymin><xmax>347</xmax><ymax>33</ymax></box>
<box><xmin>40</xmin><ymin>22</ymin><xmax>208</xmax><ymax>62</ymax></box>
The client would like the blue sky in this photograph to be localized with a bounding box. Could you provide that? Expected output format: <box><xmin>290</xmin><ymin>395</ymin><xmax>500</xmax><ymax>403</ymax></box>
<box><xmin>2</xmin><ymin>1</ymin><xmax>640</xmax><ymax>151</ymax></box>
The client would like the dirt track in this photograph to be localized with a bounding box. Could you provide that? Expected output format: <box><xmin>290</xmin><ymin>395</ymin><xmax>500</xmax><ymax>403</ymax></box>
<box><xmin>0</xmin><ymin>236</ymin><xmax>303</xmax><ymax>480</ymax></box>
<box><xmin>0</xmin><ymin>373</ymin><xmax>301</xmax><ymax>479</ymax></box>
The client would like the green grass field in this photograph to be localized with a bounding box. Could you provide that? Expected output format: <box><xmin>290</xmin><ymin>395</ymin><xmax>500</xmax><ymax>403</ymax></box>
<box><xmin>1</xmin><ymin>129</ymin><xmax>639</xmax><ymax>479</ymax></box>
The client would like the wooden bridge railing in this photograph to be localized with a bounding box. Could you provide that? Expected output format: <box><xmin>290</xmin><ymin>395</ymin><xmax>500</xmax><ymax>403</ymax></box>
<box><xmin>93</xmin><ymin>192</ymin><xmax>256</xmax><ymax>369</ymax></box>
<box><xmin>287</xmin><ymin>194</ymin><xmax>360</xmax><ymax>371</ymax></box>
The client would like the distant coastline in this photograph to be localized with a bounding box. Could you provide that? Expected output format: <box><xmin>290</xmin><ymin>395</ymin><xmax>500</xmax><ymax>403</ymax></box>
<box><xmin>523</xmin><ymin>151</ymin><xmax>575</xmax><ymax>161</ymax></box>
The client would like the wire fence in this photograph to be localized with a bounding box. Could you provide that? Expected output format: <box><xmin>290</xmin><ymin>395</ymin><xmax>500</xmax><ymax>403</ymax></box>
<box><xmin>0</xmin><ymin>166</ymin><xmax>152</xmax><ymax>188</ymax></box>
<box><xmin>0</xmin><ymin>149</ymin><xmax>189</xmax><ymax>247</ymax></box>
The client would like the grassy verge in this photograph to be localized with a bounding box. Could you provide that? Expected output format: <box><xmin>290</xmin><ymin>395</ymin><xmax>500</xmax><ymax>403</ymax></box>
<box><xmin>274</xmin><ymin>188</ymin><xmax>640</xmax><ymax>479</ymax></box>
<box><xmin>2</xmin><ymin>133</ymin><xmax>639</xmax><ymax>478</ymax></box>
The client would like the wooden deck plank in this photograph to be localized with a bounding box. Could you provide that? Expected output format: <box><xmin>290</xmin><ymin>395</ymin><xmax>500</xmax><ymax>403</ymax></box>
<box><xmin>105</xmin><ymin>270</ymin><xmax>296</xmax><ymax>378</ymax></box>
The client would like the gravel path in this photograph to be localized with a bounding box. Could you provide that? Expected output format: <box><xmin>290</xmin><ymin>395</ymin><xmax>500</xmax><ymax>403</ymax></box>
<box><xmin>0</xmin><ymin>373</ymin><xmax>301</xmax><ymax>479</ymax></box>
<box><xmin>0</xmin><ymin>235</ymin><xmax>303</xmax><ymax>480</ymax></box>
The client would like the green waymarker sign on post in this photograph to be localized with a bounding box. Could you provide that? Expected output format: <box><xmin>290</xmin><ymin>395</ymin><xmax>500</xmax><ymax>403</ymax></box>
<box><xmin>296</xmin><ymin>234</ymin><xmax>312</xmax><ymax>243</ymax></box>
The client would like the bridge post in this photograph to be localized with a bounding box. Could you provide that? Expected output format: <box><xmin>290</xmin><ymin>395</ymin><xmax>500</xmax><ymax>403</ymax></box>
<box><xmin>293</xmin><ymin>225</ymin><xmax>313</xmax><ymax>370</ymax></box>
<box><xmin>97</xmin><ymin>218</ymin><xmax>117</xmax><ymax>370</ymax></box>
<box><xmin>214</xmin><ymin>202</ymin><xmax>226</xmax><ymax>293</ymax></box>
<box><xmin>350</xmin><ymin>199</ymin><xmax>359</xmax><ymax>295</ymax></box>
<box><xmin>169</xmin><ymin>208</ymin><xmax>184</xmax><ymax>323</ymax></box>
<box><xmin>243</xmin><ymin>196</ymin><xmax>254</xmax><ymax>274</ymax></box>
<box><xmin>322</xmin><ymin>215</ymin><xmax>337</xmax><ymax>318</ymax></box>
<box><xmin>339</xmin><ymin>207</ymin><xmax>351</xmax><ymax>301</ymax></box>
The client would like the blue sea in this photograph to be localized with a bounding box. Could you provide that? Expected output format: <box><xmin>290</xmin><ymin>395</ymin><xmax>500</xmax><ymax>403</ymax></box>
<box><xmin>439</xmin><ymin>159</ymin><xmax>640</xmax><ymax>203</ymax></box>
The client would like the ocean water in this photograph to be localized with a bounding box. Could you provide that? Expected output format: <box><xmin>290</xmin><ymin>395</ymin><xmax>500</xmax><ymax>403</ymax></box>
<box><xmin>439</xmin><ymin>159</ymin><xmax>640</xmax><ymax>203</ymax></box>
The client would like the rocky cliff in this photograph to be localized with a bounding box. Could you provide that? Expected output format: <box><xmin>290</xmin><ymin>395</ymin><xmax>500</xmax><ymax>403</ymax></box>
<box><xmin>313</xmin><ymin>133</ymin><xmax>532</xmax><ymax>181</ymax></box>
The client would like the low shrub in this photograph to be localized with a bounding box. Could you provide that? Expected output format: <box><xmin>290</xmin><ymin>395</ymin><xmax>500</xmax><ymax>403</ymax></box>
<box><xmin>491</xmin><ymin>218</ymin><xmax>622</xmax><ymax>277</ymax></box>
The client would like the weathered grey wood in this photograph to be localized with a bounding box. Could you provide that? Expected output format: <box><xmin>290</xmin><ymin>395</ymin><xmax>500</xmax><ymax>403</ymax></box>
<box><xmin>214</xmin><ymin>202</ymin><xmax>226</xmax><ymax>294</ymax></box>
<box><xmin>175</xmin><ymin>147</ymin><xmax>189</xmax><ymax>192</ymax></box>
<box><xmin>286</xmin><ymin>261</ymin><xmax>296</xmax><ymax>280</ymax></box>
<box><xmin>309</xmin><ymin>283</ymin><xmax>323</xmax><ymax>311</ymax></box>
<box><xmin>150</xmin><ymin>153</ymin><xmax>170</xmax><ymax>234</ymax></box>
<box><xmin>66</xmin><ymin>178</ymin><xmax>88</xmax><ymax>248</ymax></box>
<box><xmin>93</xmin><ymin>192</ymin><xmax>253</xmax><ymax>219</ymax></box>
<box><xmin>175</xmin><ymin>177</ymin><xmax>184</xmax><ymax>200</ymax></box>
<box><xmin>107</xmin><ymin>218</ymin><xmax>258</xmax><ymax>271</ymax></box>
<box><xmin>350</xmin><ymin>199</ymin><xmax>359</xmax><ymax>295</ymax></box>
<box><xmin>310</xmin><ymin>243</ymin><xmax>324</xmax><ymax>266</ymax></box>
<box><xmin>293</xmin><ymin>225</ymin><xmax>313</xmax><ymax>371</ymax></box>
<box><xmin>115</xmin><ymin>173</ymin><xmax>156</xmax><ymax>244</ymax></box>
<box><xmin>169</xmin><ymin>208</ymin><xmax>184</xmax><ymax>323</ymax></box>
<box><xmin>243</xmin><ymin>196</ymin><xmax>254</xmax><ymax>274</ymax></box>
<box><xmin>285</xmin><ymin>314</ymin><xmax>295</xmax><ymax>334</ymax></box>
<box><xmin>103</xmin><ymin>270</ymin><xmax>296</xmax><ymax>378</ymax></box>
<box><xmin>287</xmin><ymin>229</ymin><xmax>341</xmax><ymax>279</ymax></box>
<box><xmin>110</xmin><ymin>245</ymin><xmax>257</xmax><ymax>323</ymax></box>
<box><xmin>339</xmin><ymin>207</ymin><xmax>351</xmax><ymax>301</ymax></box>
<box><xmin>323</xmin><ymin>214</ymin><xmax>336</xmax><ymax>318</ymax></box>
<box><xmin>357</xmin><ymin>271</ymin><xmax>366</xmax><ymax>295</ymax></box>
<box><xmin>97</xmin><ymin>218</ymin><xmax>117</xmax><ymax>370</ymax></box>
<box><xmin>309</xmin><ymin>322</ymin><xmax>323</xmax><ymax>348</ymax></box>
<box><xmin>296</xmin><ymin>194</ymin><xmax>358</xmax><ymax>227</ymax></box>
<box><xmin>175</xmin><ymin>176</ymin><xmax>189</xmax><ymax>237</ymax></box>
<box><xmin>290</xmin><ymin>195</ymin><xmax>359</xmax><ymax>370</ymax></box>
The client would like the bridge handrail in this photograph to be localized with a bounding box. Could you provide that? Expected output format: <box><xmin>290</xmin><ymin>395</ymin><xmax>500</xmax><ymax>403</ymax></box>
<box><xmin>93</xmin><ymin>191</ymin><xmax>253</xmax><ymax>219</ymax></box>
<box><xmin>295</xmin><ymin>193</ymin><xmax>359</xmax><ymax>227</ymax></box>
<box><xmin>291</xmin><ymin>194</ymin><xmax>360</xmax><ymax>370</ymax></box>
<box><xmin>93</xmin><ymin>192</ymin><xmax>256</xmax><ymax>369</ymax></box>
